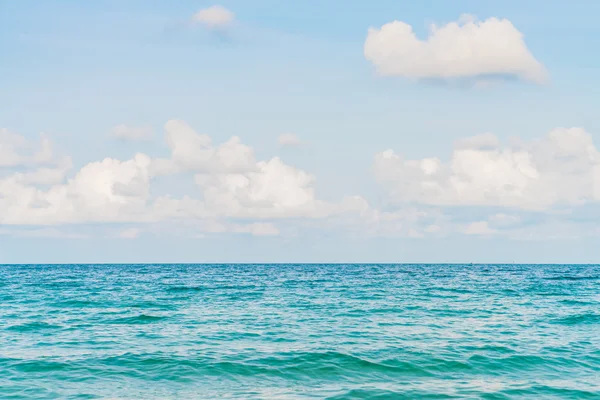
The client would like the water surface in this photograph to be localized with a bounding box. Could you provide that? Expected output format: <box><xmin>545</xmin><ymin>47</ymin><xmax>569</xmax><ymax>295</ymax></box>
<box><xmin>1</xmin><ymin>264</ymin><xmax>599</xmax><ymax>399</ymax></box>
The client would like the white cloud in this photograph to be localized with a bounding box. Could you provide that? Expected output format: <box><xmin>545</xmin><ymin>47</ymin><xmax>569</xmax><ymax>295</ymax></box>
<box><xmin>11</xmin><ymin>157</ymin><xmax>73</xmax><ymax>186</ymax></box>
<box><xmin>364</xmin><ymin>14</ymin><xmax>547</xmax><ymax>84</ymax></box>
<box><xmin>151</xmin><ymin>120</ymin><xmax>255</xmax><ymax>175</ymax></box>
<box><xmin>0</xmin><ymin>153</ymin><xmax>152</xmax><ymax>225</ymax></box>
<box><xmin>109</xmin><ymin>124</ymin><xmax>153</xmax><ymax>141</ymax></box>
<box><xmin>0</xmin><ymin>129</ymin><xmax>73</xmax><ymax>193</ymax></box>
<box><xmin>0</xmin><ymin>129</ymin><xmax>63</xmax><ymax>168</ymax></box>
<box><xmin>0</xmin><ymin>122</ymin><xmax>365</xmax><ymax>233</ymax></box>
<box><xmin>192</xmin><ymin>5</ymin><xmax>234</xmax><ymax>29</ymax></box>
<box><xmin>196</xmin><ymin>156</ymin><xmax>325</xmax><ymax>218</ymax></box>
<box><xmin>374</xmin><ymin>128</ymin><xmax>600</xmax><ymax>210</ymax></box>
<box><xmin>5</xmin><ymin>122</ymin><xmax>598</xmax><ymax>242</ymax></box>
<box><xmin>151</xmin><ymin>121</ymin><xmax>343</xmax><ymax>219</ymax></box>
<box><xmin>278</xmin><ymin>133</ymin><xmax>303</xmax><ymax>147</ymax></box>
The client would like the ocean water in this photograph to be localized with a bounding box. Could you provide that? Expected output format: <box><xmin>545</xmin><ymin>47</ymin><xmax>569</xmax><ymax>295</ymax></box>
<box><xmin>1</xmin><ymin>264</ymin><xmax>599</xmax><ymax>399</ymax></box>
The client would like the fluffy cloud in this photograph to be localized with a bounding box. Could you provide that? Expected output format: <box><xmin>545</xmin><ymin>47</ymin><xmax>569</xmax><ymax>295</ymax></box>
<box><xmin>10</xmin><ymin>157</ymin><xmax>73</xmax><ymax>186</ymax></box>
<box><xmin>0</xmin><ymin>153</ymin><xmax>152</xmax><ymax>225</ymax></box>
<box><xmin>374</xmin><ymin>128</ymin><xmax>600</xmax><ymax>210</ymax></box>
<box><xmin>0</xmin><ymin>128</ymin><xmax>63</xmax><ymax>168</ymax></box>
<box><xmin>192</xmin><ymin>5</ymin><xmax>234</xmax><ymax>29</ymax></box>
<box><xmin>5</xmin><ymin>122</ymin><xmax>598</xmax><ymax>241</ymax></box>
<box><xmin>151</xmin><ymin>120</ymin><xmax>255</xmax><ymax>175</ymax></box>
<box><xmin>278</xmin><ymin>133</ymin><xmax>303</xmax><ymax>147</ymax></box>
<box><xmin>364</xmin><ymin>14</ymin><xmax>546</xmax><ymax>84</ymax></box>
<box><xmin>0</xmin><ymin>129</ymin><xmax>73</xmax><ymax>191</ymax></box>
<box><xmin>0</xmin><ymin>121</ymin><xmax>365</xmax><ymax>236</ymax></box>
<box><xmin>151</xmin><ymin>121</ymin><xmax>350</xmax><ymax>219</ymax></box>
<box><xmin>196</xmin><ymin>157</ymin><xmax>325</xmax><ymax>218</ymax></box>
<box><xmin>109</xmin><ymin>124</ymin><xmax>153</xmax><ymax>141</ymax></box>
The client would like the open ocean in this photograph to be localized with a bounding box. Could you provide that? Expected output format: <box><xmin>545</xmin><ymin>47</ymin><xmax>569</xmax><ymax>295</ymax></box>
<box><xmin>1</xmin><ymin>264</ymin><xmax>599</xmax><ymax>399</ymax></box>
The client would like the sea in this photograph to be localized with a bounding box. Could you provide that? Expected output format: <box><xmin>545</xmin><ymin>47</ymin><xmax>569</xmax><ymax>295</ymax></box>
<box><xmin>1</xmin><ymin>264</ymin><xmax>599</xmax><ymax>399</ymax></box>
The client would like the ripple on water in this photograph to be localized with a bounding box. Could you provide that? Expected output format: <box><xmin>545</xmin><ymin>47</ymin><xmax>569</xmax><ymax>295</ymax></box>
<box><xmin>108</xmin><ymin>314</ymin><xmax>168</xmax><ymax>325</ymax></box>
<box><xmin>551</xmin><ymin>313</ymin><xmax>600</xmax><ymax>325</ymax></box>
<box><xmin>1</xmin><ymin>263</ymin><xmax>599</xmax><ymax>399</ymax></box>
<box><xmin>6</xmin><ymin>322</ymin><xmax>63</xmax><ymax>333</ymax></box>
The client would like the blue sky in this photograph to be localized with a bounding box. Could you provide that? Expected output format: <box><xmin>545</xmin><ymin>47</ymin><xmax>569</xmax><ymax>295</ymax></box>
<box><xmin>1</xmin><ymin>0</ymin><xmax>599</xmax><ymax>263</ymax></box>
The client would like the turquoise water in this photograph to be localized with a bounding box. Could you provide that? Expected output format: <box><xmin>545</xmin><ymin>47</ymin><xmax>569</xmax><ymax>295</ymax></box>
<box><xmin>1</xmin><ymin>264</ymin><xmax>599</xmax><ymax>399</ymax></box>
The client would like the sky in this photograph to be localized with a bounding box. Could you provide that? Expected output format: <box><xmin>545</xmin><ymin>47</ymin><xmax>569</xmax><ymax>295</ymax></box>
<box><xmin>1</xmin><ymin>0</ymin><xmax>600</xmax><ymax>263</ymax></box>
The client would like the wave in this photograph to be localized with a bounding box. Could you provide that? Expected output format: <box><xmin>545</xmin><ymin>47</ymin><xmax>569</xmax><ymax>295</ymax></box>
<box><xmin>165</xmin><ymin>284</ymin><xmax>261</xmax><ymax>292</ymax></box>
<box><xmin>107</xmin><ymin>315</ymin><xmax>167</xmax><ymax>324</ymax></box>
<box><xmin>2</xmin><ymin>263</ymin><xmax>599</xmax><ymax>398</ymax></box>
<box><xmin>551</xmin><ymin>313</ymin><xmax>600</xmax><ymax>325</ymax></box>
<box><xmin>325</xmin><ymin>388</ymin><xmax>430</xmax><ymax>400</ymax></box>
<box><xmin>544</xmin><ymin>276</ymin><xmax>600</xmax><ymax>281</ymax></box>
<box><xmin>6</xmin><ymin>321</ymin><xmax>63</xmax><ymax>332</ymax></box>
<box><xmin>0</xmin><ymin>351</ymin><xmax>431</xmax><ymax>382</ymax></box>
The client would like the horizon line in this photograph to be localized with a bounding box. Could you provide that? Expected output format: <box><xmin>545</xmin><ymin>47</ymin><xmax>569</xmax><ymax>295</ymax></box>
<box><xmin>1</xmin><ymin>262</ymin><xmax>598</xmax><ymax>266</ymax></box>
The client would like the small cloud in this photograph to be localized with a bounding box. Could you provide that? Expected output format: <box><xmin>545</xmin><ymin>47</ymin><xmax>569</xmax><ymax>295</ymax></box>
<box><xmin>278</xmin><ymin>133</ymin><xmax>303</xmax><ymax>147</ymax></box>
<box><xmin>109</xmin><ymin>124</ymin><xmax>153</xmax><ymax>142</ymax></box>
<box><xmin>0</xmin><ymin>129</ymin><xmax>63</xmax><ymax>168</ymax></box>
<box><xmin>192</xmin><ymin>5</ymin><xmax>234</xmax><ymax>30</ymax></box>
<box><xmin>118</xmin><ymin>228</ymin><xmax>142</xmax><ymax>239</ymax></box>
<box><xmin>364</xmin><ymin>15</ymin><xmax>547</xmax><ymax>85</ymax></box>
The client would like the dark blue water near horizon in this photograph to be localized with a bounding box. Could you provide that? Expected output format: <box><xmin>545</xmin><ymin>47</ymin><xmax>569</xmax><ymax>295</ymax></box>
<box><xmin>1</xmin><ymin>263</ymin><xmax>599</xmax><ymax>399</ymax></box>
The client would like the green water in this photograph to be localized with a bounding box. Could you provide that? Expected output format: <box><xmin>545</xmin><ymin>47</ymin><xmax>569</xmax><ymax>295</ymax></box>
<box><xmin>1</xmin><ymin>264</ymin><xmax>599</xmax><ymax>399</ymax></box>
